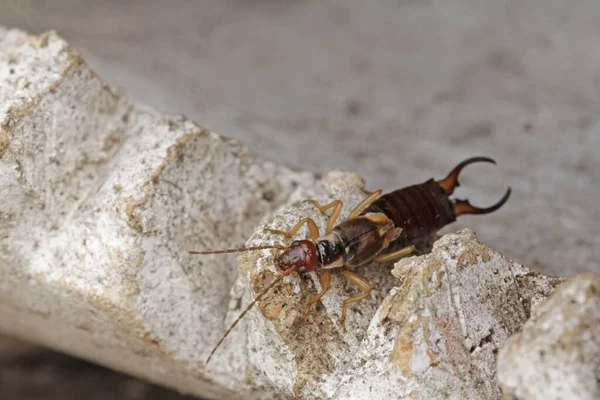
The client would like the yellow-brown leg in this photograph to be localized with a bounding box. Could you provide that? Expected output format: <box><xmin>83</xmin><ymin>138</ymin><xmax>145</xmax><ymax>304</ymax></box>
<box><xmin>373</xmin><ymin>245</ymin><xmax>415</xmax><ymax>263</ymax></box>
<box><xmin>303</xmin><ymin>270</ymin><xmax>332</xmax><ymax>318</ymax></box>
<box><xmin>348</xmin><ymin>189</ymin><xmax>383</xmax><ymax>218</ymax></box>
<box><xmin>266</xmin><ymin>218</ymin><xmax>320</xmax><ymax>240</ymax></box>
<box><xmin>305</xmin><ymin>199</ymin><xmax>343</xmax><ymax>234</ymax></box>
<box><xmin>339</xmin><ymin>269</ymin><xmax>372</xmax><ymax>330</ymax></box>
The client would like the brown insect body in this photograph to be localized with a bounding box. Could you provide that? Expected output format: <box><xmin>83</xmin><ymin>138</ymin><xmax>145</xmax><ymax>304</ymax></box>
<box><xmin>190</xmin><ymin>156</ymin><xmax>511</xmax><ymax>364</ymax></box>
<box><xmin>363</xmin><ymin>157</ymin><xmax>511</xmax><ymax>252</ymax></box>
<box><xmin>363</xmin><ymin>178</ymin><xmax>454</xmax><ymax>250</ymax></box>
<box><xmin>320</xmin><ymin>213</ymin><xmax>400</xmax><ymax>269</ymax></box>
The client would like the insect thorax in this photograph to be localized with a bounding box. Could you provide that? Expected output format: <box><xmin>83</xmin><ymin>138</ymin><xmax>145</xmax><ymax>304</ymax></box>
<box><xmin>333</xmin><ymin>214</ymin><xmax>397</xmax><ymax>268</ymax></box>
<box><xmin>316</xmin><ymin>234</ymin><xmax>345</xmax><ymax>269</ymax></box>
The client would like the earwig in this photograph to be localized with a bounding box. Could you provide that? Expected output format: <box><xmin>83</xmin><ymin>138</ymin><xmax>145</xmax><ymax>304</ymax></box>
<box><xmin>190</xmin><ymin>156</ymin><xmax>511</xmax><ymax>364</ymax></box>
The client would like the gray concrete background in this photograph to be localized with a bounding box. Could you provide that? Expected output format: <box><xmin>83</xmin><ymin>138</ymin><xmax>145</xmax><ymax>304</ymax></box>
<box><xmin>0</xmin><ymin>0</ymin><xmax>598</xmax><ymax>398</ymax></box>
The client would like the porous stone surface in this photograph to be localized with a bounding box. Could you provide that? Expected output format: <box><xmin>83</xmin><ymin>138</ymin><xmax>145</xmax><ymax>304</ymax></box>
<box><xmin>238</xmin><ymin>196</ymin><xmax>564</xmax><ymax>399</ymax></box>
<box><xmin>0</xmin><ymin>27</ymin><xmax>313</xmax><ymax>399</ymax></box>
<box><xmin>498</xmin><ymin>273</ymin><xmax>600</xmax><ymax>400</ymax></box>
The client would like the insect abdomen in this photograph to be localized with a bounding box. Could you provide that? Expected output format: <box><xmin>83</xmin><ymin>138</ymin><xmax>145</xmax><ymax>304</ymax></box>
<box><xmin>363</xmin><ymin>179</ymin><xmax>455</xmax><ymax>246</ymax></box>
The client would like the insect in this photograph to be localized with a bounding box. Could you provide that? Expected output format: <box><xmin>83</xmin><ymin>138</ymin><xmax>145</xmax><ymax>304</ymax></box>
<box><xmin>190</xmin><ymin>156</ymin><xmax>511</xmax><ymax>363</ymax></box>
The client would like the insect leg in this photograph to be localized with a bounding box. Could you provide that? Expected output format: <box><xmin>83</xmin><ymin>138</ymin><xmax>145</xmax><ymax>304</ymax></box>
<box><xmin>303</xmin><ymin>269</ymin><xmax>332</xmax><ymax>318</ymax></box>
<box><xmin>305</xmin><ymin>199</ymin><xmax>341</xmax><ymax>215</ymax></box>
<box><xmin>266</xmin><ymin>218</ymin><xmax>320</xmax><ymax>240</ymax></box>
<box><xmin>305</xmin><ymin>199</ymin><xmax>343</xmax><ymax>234</ymax></box>
<box><xmin>373</xmin><ymin>245</ymin><xmax>415</xmax><ymax>263</ymax></box>
<box><xmin>339</xmin><ymin>269</ymin><xmax>372</xmax><ymax>331</ymax></box>
<box><xmin>348</xmin><ymin>189</ymin><xmax>383</xmax><ymax>218</ymax></box>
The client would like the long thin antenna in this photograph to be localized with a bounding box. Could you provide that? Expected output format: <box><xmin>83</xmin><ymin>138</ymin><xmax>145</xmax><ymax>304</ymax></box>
<box><xmin>206</xmin><ymin>267</ymin><xmax>295</xmax><ymax>364</ymax></box>
<box><xmin>189</xmin><ymin>245</ymin><xmax>287</xmax><ymax>255</ymax></box>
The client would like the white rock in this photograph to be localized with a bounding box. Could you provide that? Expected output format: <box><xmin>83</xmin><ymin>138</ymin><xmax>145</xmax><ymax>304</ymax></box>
<box><xmin>498</xmin><ymin>273</ymin><xmax>600</xmax><ymax>400</ymax></box>
<box><xmin>0</xmin><ymin>27</ymin><xmax>313</xmax><ymax>399</ymax></box>
<box><xmin>239</xmin><ymin>201</ymin><xmax>564</xmax><ymax>399</ymax></box>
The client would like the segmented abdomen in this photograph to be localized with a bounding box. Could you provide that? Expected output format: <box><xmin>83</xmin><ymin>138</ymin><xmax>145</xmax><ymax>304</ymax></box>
<box><xmin>362</xmin><ymin>179</ymin><xmax>456</xmax><ymax>247</ymax></box>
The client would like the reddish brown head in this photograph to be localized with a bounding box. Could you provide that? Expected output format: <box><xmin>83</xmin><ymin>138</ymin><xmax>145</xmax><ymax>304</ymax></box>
<box><xmin>278</xmin><ymin>240</ymin><xmax>318</xmax><ymax>273</ymax></box>
<box><xmin>189</xmin><ymin>239</ymin><xmax>318</xmax><ymax>364</ymax></box>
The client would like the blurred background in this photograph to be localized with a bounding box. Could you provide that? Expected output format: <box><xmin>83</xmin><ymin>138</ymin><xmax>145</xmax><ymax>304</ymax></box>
<box><xmin>0</xmin><ymin>0</ymin><xmax>598</xmax><ymax>398</ymax></box>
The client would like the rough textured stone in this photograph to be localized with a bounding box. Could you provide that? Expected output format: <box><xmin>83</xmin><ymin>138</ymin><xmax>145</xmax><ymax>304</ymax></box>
<box><xmin>498</xmin><ymin>274</ymin><xmax>600</xmax><ymax>400</ymax></box>
<box><xmin>0</xmin><ymin>27</ymin><xmax>312</xmax><ymax>399</ymax></box>
<box><xmin>238</xmin><ymin>198</ymin><xmax>564</xmax><ymax>399</ymax></box>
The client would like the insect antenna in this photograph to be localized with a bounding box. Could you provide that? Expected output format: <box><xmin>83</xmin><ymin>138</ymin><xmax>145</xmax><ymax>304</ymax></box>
<box><xmin>188</xmin><ymin>244</ymin><xmax>288</xmax><ymax>255</ymax></box>
<box><xmin>205</xmin><ymin>267</ymin><xmax>296</xmax><ymax>364</ymax></box>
